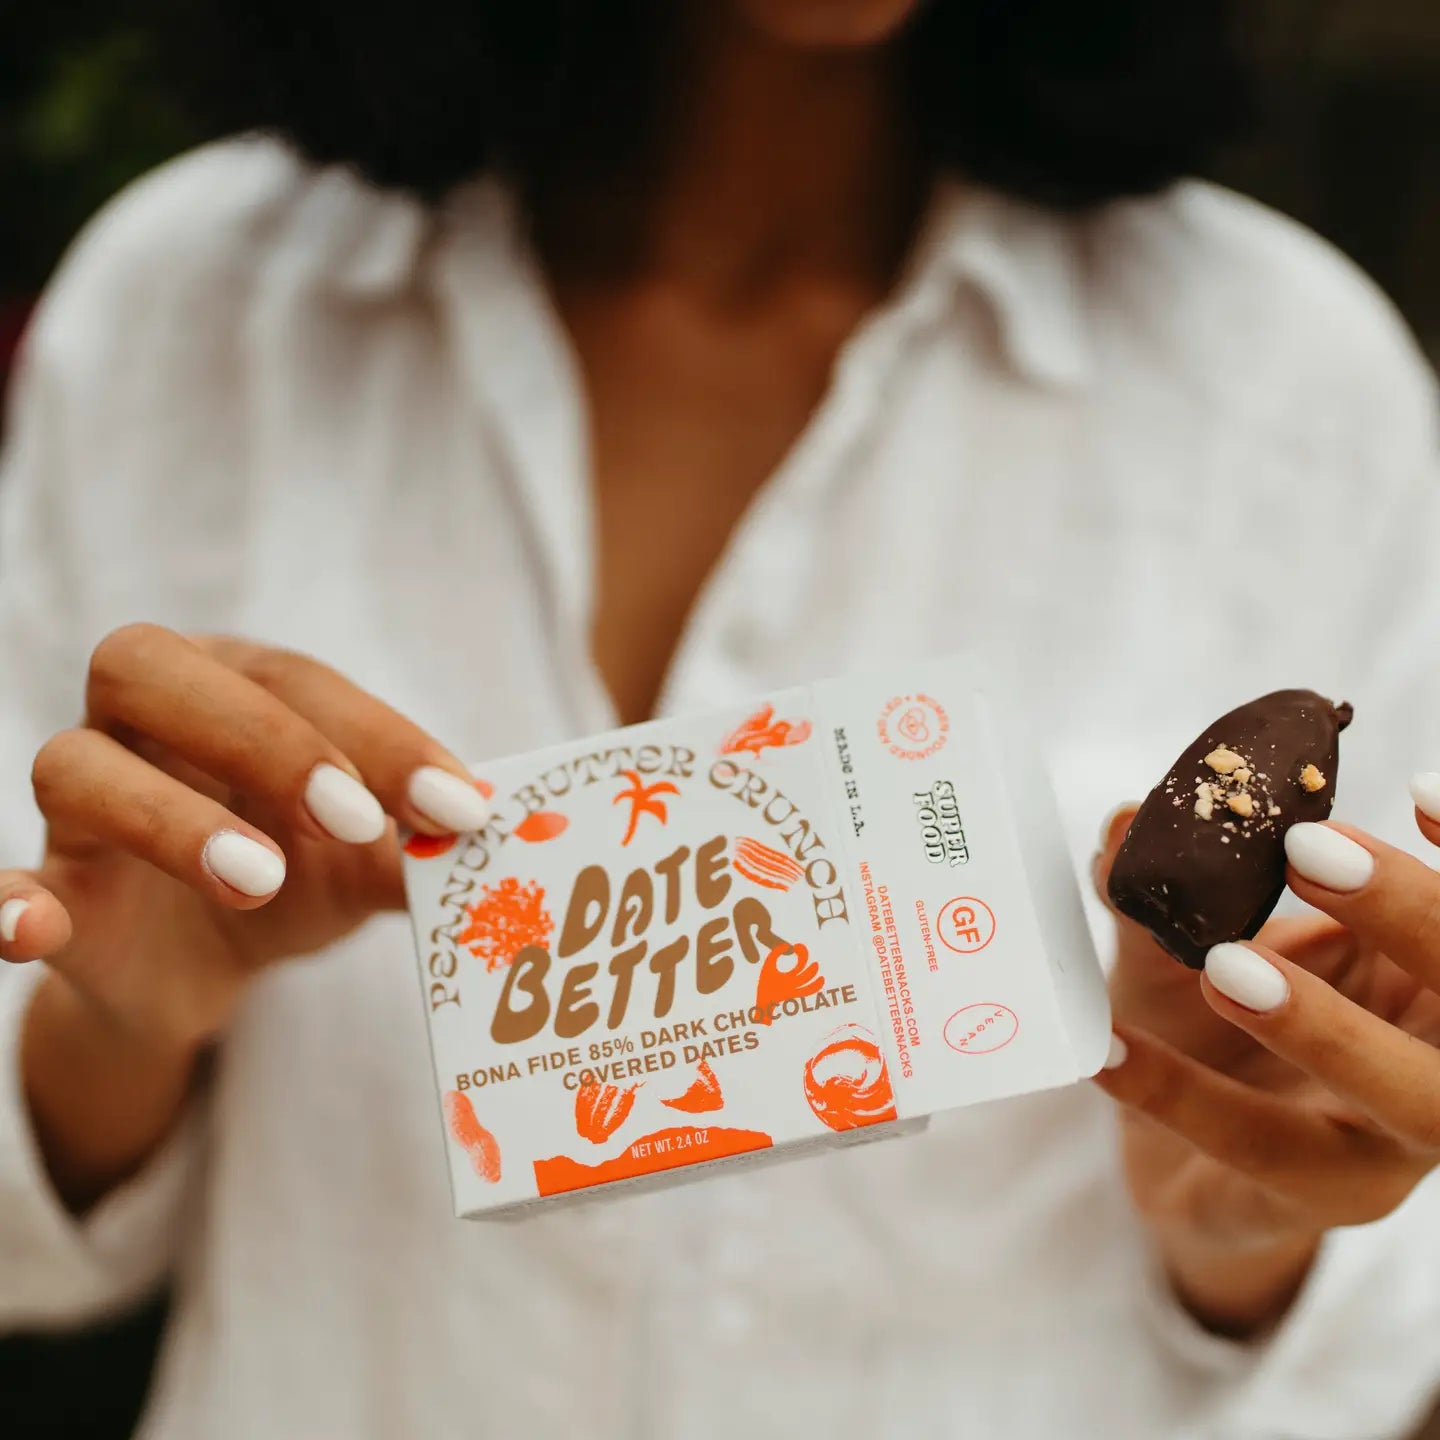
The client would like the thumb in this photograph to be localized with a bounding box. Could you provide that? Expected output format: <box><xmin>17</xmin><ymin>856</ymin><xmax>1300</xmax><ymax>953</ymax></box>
<box><xmin>1089</xmin><ymin>803</ymin><xmax>1179</xmax><ymax>977</ymax></box>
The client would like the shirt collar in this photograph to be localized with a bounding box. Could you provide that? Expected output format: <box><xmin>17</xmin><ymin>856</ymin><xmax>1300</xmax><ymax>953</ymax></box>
<box><xmin>913</xmin><ymin>179</ymin><xmax>1094</xmax><ymax>391</ymax></box>
<box><xmin>324</xmin><ymin>171</ymin><xmax>1094</xmax><ymax>391</ymax></box>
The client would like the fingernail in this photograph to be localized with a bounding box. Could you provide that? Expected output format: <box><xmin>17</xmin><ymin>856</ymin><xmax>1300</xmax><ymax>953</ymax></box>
<box><xmin>203</xmin><ymin>831</ymin><xmax>287</xmax><ymax>897</ymax></box>
<box><xmin>1102</xmin><ymin>1033</ymin><xmax>1128</xmax><ymax>1070</ymax></box>
<box><xmin>1410</xmin><ymin>772</ymin><xmax>1440</xmax><ymax>824</ymax></box>
<box><xmin>0</xmin><ymin>898</ymin><xmax>29</xmax><ymax>943</ymax></box>
<box><xmin>408</xmin><ymin>767</ymin><xmax>490</xmax><ymax>833</ymax></box>
<box><xmin>304</xmin><ymin>763</ymin><xmax>386</xmax><ymax>844</ymax></box>
<box><xmin>1205</xmin><ymin>943</ymin><xmax>1288</xmax><ymax>1012</ymax></box>
<box><xmin>1284</xmin><ymin>822</ymin><xmax>1374</xmax><ymax>893</ymax></box>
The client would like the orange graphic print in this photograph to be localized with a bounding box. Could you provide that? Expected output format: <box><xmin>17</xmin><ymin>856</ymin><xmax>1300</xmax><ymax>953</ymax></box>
<box><xmin>514</xmin><ymin>810</ymin><xmax>568</xmax><ymax>844</ymax></box>
<box><xmin>455</xmin><ymin>877</ymin><xmax>554</xmax><ymax>971</ymax></box>
<box><xmin>661</xmin><ymin>1060</ymin><xmax>725</xmax><ymax>1114</ymax></box>
<box><xmin>574</xmin><ymin>1082</ymin><xmax>641</xmax><ymax>1144</ymax></box>
<box><xmin>732</xmin><ymin>837</ymin><xmax>804</xmax><ymax>892</ymax></box>
<box><xmin>444</xmin><ymin>1090</ymin><xmax>502</xmax><ymax>1183</ymax></box>
<box><xmin>754</xmin><ymin>942</ymin><xmax>825</xmax><ymax>1025</ymax></box>
<box><xmin>613</xmin><ymin>770</ymin><xmax>680</xmax><ymax>846</ymax></box>
<box><xmin>534</xmin><ymin>1125</ymin><xmax>772</xmax><ymax>1197</ymax></box>
<box><xmin>473</xmin><ymin>778</ymin><xmax>495</xmax><ymax>799</ymax></box>
<box><xmin>719</xmin><ymin>703</ymin><xmax>812</xmax><ymax>759</ymax></box>
<box><xmin>802</xmin><ymin>1025</ymin><xmax>897</xmax><ymax>1131</ymax></box>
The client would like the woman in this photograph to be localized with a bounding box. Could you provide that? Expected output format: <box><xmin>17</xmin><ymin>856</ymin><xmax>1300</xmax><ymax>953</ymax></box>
<box><xmin>2</xmin><ymin>2</ymin><xmax>1439</xmax><ymax>1435</ymax></box>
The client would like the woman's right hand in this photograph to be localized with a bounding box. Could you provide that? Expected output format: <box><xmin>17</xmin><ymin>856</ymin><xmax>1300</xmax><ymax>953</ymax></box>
<box><xmin>1</xmin><ymin>624</ymin><xmax>491</xmax><ymax>1057</ymax></box>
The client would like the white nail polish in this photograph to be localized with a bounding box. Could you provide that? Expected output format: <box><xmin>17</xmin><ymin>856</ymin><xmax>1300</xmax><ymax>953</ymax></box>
<box><xmin>408</xmin><ymin>767</ymin><xmax>490</xmax><ymax>833</ymax></box>
<box><xmin>0</xmin><ymin>898</ymin><xmax>28</xmax><ymax>943</ymax></box>
<box><xmin>1410</xmin><ymin>773</ymin><xmax>1440</xmax><ymax>825</ymax></box>
<box><xmin>1102</xmin><ymin>1033</ymin><xmax>1128</xmax><ymax>1070</ymax></box>
<box><xmin>1205</xmin><ymin>943</ymin><xmax>1289</xmax><ymax>1012</ymax></box>
<box><xmin>304</xmin><ymin>764</ymin><xmax>386</xmax><ymax>844</ymax></box>
<box><xmin>1284</xmin><ymin>823</ymin><xmax>1374</xmax><ymax>893</ymax></box>
<box><xmin>203</xmin><ymin>832</ymin><xmax>287</xmax><ymax>897</ymax></box>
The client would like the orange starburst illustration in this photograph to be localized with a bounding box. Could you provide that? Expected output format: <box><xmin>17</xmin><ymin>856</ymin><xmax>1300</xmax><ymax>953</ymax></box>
<box><xmin>613</xmin><ymin>769</ymin><xmax>680</xmax><ymax>846</ymax></box>
<box><xmin>454</xmin><ymin>877</ymin><xmax>554</xmax><ymax>971</ymax></box>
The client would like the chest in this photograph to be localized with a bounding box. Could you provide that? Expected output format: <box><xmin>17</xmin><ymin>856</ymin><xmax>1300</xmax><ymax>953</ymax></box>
<box><xmin>558</xmin><ymin>280</ymin><xmax>884</xmax><ymax>725</ymax></box>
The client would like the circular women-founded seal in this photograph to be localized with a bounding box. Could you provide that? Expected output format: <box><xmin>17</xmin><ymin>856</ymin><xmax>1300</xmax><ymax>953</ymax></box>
<box><xmin>876</xmin><ymin>692</ymin><xmax>950</xmax><ymax>761</ymax></box>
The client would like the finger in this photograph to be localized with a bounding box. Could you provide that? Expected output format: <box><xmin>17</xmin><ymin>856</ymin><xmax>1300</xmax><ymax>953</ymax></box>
<box><xmin>1283</xmin><ymin>821</ymin><xmax>1440</xmax><ymax>991</ymax></box>
<box><xmin>1411</xmin><ymin>773</ymin><xmax>1440</xmax><ymax>849</ymax></box>
<box><xmin>32</xmin><ymin>728</ymin><xmax>286</xmax><ymax>908</ymax></box>
<box><xmin>0</xmin><ymin>872</ymin><xmax>73</xmax><ymax>962</ymax></box>
<box><xmin>1091</xmin><ymin>804</ymin><xmax>1169</xmax><ymax>975</ymax></box>
<box><xmin>1090</xmin><ymin>803</ymin><xmax>1140</xmax><ymax>912</ymax></box>
<box><xmin>1095</xmin><ymin>1026</ymin><xmax>1384</xmax><ymax>1195</ymax></box>
<box><xmin>87</xmin><ymin>624</ymin><xmax>395</xmax><ymax>845</ymax></box>
<box><xmin>1201</xmin><ymin>940</ymin><xmax>1440</xmax><ymax>1153</ymax></box>
<box><xmin>198</xmin><ymin>634</ymin><xmax>489</xmax><ymax>837</ymax></box>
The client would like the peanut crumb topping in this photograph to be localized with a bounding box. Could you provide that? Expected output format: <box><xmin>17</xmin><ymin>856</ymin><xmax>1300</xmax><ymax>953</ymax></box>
<box><xmin>1205</xmin><ymin>747</ymin><xmax>1245</xmax><ymax>775</ymax></box>
<box><xmin>1299</xmin><ymin>764</ymin><xmax>1326</xmax><ymax>793</ymax></box>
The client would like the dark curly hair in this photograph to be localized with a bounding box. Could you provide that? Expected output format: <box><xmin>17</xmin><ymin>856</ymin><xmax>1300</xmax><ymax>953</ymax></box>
<box><xmin>157</xmin><ymin>0</ymin><xmax>1252</xmax><ymax>212</ymax></box>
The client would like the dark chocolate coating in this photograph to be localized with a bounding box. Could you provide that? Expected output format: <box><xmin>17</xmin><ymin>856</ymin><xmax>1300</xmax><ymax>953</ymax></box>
<box><xmin>1107</xmin><ymin>690</ymin><xmax>1353</xmax><ymax>968</ymax></box>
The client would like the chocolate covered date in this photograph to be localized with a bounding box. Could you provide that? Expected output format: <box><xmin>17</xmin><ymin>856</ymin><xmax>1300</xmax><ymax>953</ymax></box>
<box><xmin>1107</xmin><ymin>689</ymin><xmax>1353</xmax><ymax>968</ymax></box>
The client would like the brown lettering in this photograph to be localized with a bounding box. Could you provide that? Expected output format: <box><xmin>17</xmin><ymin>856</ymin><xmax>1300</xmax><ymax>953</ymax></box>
<box><xmin>695</xmin><ymin>833</ymin><xmax>732</xmax><ymax>909</ymax></box>
<box><xmin>736</xmin><ymin>770</ymin><xmax>769</xmax><ymax>808</ymax></box>
<box><xmin>606</xmin><ymin>944</ymin><xmax>648</xmax><ymax>1029</ymax></box>
<box><xmin>611</xmin><ymin>867</ymin><xmax>654</xmax><ymax>947</ymax></box>
<box><xmin>805</xmin><ymin>856</ymin><xmax>838</xmax><ymax>890</ymax></box>
<box><xmin>734</xmin><ymin>896</ymin><xmax>786</xmax><ymax>966</ymax></box>
<box><xmin>491</xmin><ymin>946</ymin><xmax>550</xmax><ymax>1044</ymax></box>
<box><xmin>559</xmin><ymin>865</ymin><xmax>610</xmax><ymax>957</ymax></box>
<box><xmin>556</xmin><ymin>961</ymin><xmax>600</xmax><ymax>1038</ymax></box>
<box><xmin>512</xmin><ymin>782</ymin><xmax>547</xmax><ymax>815</ymax></box>
<box><xmin>648</xmin><ymin>936</ymin><xmax>690</xmax><ymax>1018</ymax></box>
<box><xmin>653</xmin><ymin>844</ymin><xmax>691</xmax><ymax>926</ymax></box>
<box><xmin>695</xmin><ymin>916</ymin><xmax>734</xmax><ymax>996</ymax></box>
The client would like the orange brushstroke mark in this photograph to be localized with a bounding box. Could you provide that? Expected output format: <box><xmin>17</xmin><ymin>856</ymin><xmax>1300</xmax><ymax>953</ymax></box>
<box><xmin>574</xmin><ymin>1081</ymin><xmax>641</xmax><ymax>1144</ymax></box>
<box><xmin>802</xmin><ymin>1025</ymin><xmax>897</xmax><ymax>1131</ymax></box>
<box><xmin>514</xmin><ymin>810</ymin><xmax>568</xmax><ymax>844</ymax></box>
<box><xmin>661</xmin><ymin>1059</ymin><xmax>724</xmax><ymax>1114</ymax></box>
<box><xmin>444</xmin><ymin>1089</ymin><xmax>502</xmax><ymax>1183</ymax></box>
<box><xmin>754</xmin><ymin>942</ymin><xmax>824</xmax><ymax>1025</ymax></box>
<box><xmin>613</xmin><ymin>770</ymin><xmax>680</xmax><ymax>846</ymax></box>
<box><xmin>732</xmin><ymin>836</ymin><xmax>804</xmax><ymax>892</ymax></box>
<box><xmin>535</xmin><ymin>1125</ymin><xmax>772</xmax><ymax>1197</ymax></box>
<box><xmin>454</xmin><ymin>877</ymin><xmax>553</xmax><ymax>971</ymax></box>
<box><xmin>719</xmin><ymin>703</ymin><xmax>813</xmax><ymax>759</ymax></box>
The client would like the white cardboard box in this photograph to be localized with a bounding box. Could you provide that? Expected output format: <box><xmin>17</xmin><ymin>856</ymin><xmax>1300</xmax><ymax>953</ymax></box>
<box><xmin>403</xmin><ymin>656</ymin><xmax>1110</xmax><ymax>1218</ymax></box>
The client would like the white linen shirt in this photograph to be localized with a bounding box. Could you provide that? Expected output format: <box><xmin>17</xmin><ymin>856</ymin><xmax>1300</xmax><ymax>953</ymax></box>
<box><xmin>2</xmin><ymin>139</ymin><xmax>1439</xmax><ymax>1440</ymax></box>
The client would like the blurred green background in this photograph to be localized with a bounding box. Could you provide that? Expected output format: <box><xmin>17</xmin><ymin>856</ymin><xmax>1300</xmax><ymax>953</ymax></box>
<box><xmin>2</xmin><ymin>1</ymin><xmax>1439</xmax><ymax>381</ymax></box>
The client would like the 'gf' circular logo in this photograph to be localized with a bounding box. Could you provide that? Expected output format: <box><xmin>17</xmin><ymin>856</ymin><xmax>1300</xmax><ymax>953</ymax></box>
<box><xmin>937</xmin><ymin>896</ymin><xmax>996</xmax><ymax>954</ymax></box>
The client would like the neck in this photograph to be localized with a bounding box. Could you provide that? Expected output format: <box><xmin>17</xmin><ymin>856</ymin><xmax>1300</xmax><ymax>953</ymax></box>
<box><xmin>536</xmin><ymin>12</ymin><xmax>927</xmax><ymax>300</ymax></box>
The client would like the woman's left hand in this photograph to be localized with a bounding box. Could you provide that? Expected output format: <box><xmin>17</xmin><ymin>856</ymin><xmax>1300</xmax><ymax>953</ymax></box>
<box><xmin>1094</xmin><ymin>778</ymin><xmax>1440</xmax><ymax>1337</ymax></box>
